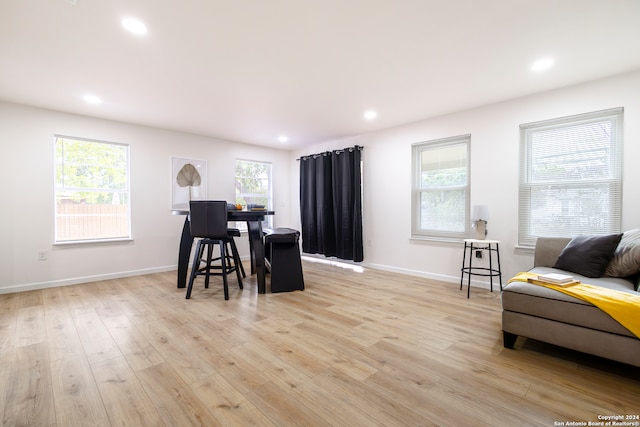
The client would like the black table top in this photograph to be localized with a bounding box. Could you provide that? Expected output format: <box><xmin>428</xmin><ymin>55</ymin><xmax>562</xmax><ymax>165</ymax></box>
<box><xmin>172</xmin><ymin>209</ymin><xmax>274</xmax><ymax>220</ymax></box>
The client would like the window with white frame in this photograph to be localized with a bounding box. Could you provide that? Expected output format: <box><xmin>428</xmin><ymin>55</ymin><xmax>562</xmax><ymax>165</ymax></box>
<box><xmin>412</xmin><ymin>135</ymin><xmax>470</xmax><ymax>239</ymax></box>
<box><xmin>518</xmin><ymin>108</ymin><xmax>623</xmax><ymax>247</ymax></box>
<box><xmin>54</xmin><ymin>135</ymin><xmax>130</xmax><ymax>243</ymax></box>
<box><xmin>235</xmin><ymin>159</ymin><xmax>272</xmax><ymax>228</ymax></box>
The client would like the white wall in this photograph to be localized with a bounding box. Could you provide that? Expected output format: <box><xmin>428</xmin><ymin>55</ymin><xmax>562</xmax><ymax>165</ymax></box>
<box><xmin>0</xmin><ymin>102</ymin><xmax>292</xmax><ymax>293</ymax></box>
<box><xmin>3</xmin><ymin>71</ymin><xmax>639</xmax><ymax>294</ymax></box>
<box><xmin>290</xmin><ymin>71</ymin><xmax>640</xmax><ymax>288</ymax></box>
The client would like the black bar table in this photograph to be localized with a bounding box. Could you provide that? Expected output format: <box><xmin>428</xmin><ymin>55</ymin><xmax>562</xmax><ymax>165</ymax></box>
<box><xmin>174</xmin><ymin>209</ymin><xmax>274</xmax><ymax>294</ymax></box>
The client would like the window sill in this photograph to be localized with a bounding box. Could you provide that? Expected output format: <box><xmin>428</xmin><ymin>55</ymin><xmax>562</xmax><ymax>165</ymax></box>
<box><xmin>54</xmin><ymin>238</ymin><xmax>133</xmax><ymax>246</ymax></box>
<box><xmin>409</xmin><ymin>235</ymin><xmax>465</xmax><ymax>245</ymax></box>
<box><xmin>514</xmin><ymin>245</ymin><xmax>535</xmax><ymax>254</ymax></box>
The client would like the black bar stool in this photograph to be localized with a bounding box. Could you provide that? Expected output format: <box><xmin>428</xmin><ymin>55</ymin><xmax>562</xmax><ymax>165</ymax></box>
<box><xmin>186</xmin><ymin>201</ymin><xmax>243</xmax><ymax>300</ymax></box>
<box><xmin>264</xmin><ymin>228</ymin><xmax>304</xmax><ymax>293</ymax></box>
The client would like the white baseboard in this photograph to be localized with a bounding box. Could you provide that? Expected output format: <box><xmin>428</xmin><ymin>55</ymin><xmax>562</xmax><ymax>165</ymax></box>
<box><xmin>363</xmin><ymin>261</ymin><xmax>499</xmax><ymax>291</ymax></box>
<box><xmin>0</xmin><ymin>265</ymin><xmax>177</xmax><ymax>295</ymax></box>
<box><xmin>0</xmin><ymin>258</ymin><xmax>503</xmax><ymax>294</ymax></box>
<box><xmin>298</xmin><ymin>253</ymin><xmax>498</xmax><ymax>290</ymax></box>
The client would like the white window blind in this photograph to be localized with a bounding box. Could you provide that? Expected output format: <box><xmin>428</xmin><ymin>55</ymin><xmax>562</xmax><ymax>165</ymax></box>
<box><xmin>518</xmin><ymin>108</ymin><xmax>623</xmax><ymax>247</ymax></box>
<box><xmin>412</xmin><ymin>135</ymin><xmax>470</xmax><ymax>239</ymax></box>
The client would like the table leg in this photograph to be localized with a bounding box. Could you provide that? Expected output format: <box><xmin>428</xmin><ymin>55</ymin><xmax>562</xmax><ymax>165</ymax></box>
<box><xmin>460</xmin><ymin>242</ymin><xmax>468</xmax><ymax>290</ymax></box>
<box><xmin>467</xmin><ymin>243</ymin><xmax>473</xmax><ymax>299</ymax></box>
<box><xmin>247</xmin><ymin>221</ymin><xmax>256</xmax><ymax>275</ymax></box>
<box><xmin>489</xmin><ymin>245</ymin><xmax>494</xmax><ymax>292</ymax></box>
<box><xmin>177</xmin><ymin>216</ymin><xmax>194</xmax><ymax>288</ymax></box>
<box><xmin>247</xmin><ymin>220</ymin><xmax>266</xmax><ymax>294</ymax></box>
<box><xmin>496</xmin><ymin>243</ymin><xmax>503</xmax><ymax>291</ymax></box>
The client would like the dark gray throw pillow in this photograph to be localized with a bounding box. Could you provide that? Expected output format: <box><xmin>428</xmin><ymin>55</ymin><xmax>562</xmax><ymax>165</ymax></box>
<box><xmin>553</xmin><ymin>233</ymin><xmax>623</xmax><ymax>278</ymax></box>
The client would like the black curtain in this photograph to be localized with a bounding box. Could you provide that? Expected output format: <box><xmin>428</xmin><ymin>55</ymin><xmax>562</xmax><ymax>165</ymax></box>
<box><xmin>299</xmin><ymin>146</ymin><xmax>363</xmax><ymax>262</ymax></box>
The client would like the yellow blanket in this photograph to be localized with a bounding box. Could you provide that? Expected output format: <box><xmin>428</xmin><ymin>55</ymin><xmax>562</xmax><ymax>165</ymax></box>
<box><xmin>508</xmin><ymin>272</ymin><xmax>640</xmax><ymax>339</ymax></box>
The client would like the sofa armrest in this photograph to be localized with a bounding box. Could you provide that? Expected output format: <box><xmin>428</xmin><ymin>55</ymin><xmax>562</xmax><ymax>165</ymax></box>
<box><xmin>533</xmin><ymin>237</ymin><xmax>571</xmax><ymax>267</ymax></box>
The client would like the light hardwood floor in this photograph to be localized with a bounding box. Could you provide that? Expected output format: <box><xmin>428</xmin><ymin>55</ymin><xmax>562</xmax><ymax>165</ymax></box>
<box><xmin>1</xmin><ymin>259</ymin><xmax>639</xmax><ymax>426</ymax></box>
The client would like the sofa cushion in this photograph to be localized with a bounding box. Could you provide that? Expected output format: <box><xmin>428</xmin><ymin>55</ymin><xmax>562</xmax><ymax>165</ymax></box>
<box><xmin>604</xmin><ymin>229</ymin><xmax>640</xmax><ymax>278</ymax></box>
<box><xmin>553</xmin><ymin>233</ymin><xmax>622</xmax><ymax>278</ymax></box>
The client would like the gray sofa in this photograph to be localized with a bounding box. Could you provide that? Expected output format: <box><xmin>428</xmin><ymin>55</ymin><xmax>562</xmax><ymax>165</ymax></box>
<box><xmin>501</xmin><ymin>236</ymin><xmax>640</xmax><ymax>367</ymax></box>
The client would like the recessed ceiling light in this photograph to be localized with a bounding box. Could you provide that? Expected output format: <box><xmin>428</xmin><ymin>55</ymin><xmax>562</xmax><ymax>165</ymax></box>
<box><xmin>363</xmin><ymin>110</ymin><xmax>377</xmax><ymax>120</ymax></box>
<box><xmin>83</xmin><ymin>94</ymin><xmax>102</xmax><ymax>104</ymax></box>
<box><xmin>531</xmin><ymin>58</ymin><xmax>554</xmax><ymax>71</ymax></box>
<box><xmin>122</xmin><ymin>17</ymin><xmax>147</xmax><ymax>35</ymax></box>
<box><xmin>278</xmin><ymin>135</ymin><xmax>289</xmax><ymax>143</ymax></box>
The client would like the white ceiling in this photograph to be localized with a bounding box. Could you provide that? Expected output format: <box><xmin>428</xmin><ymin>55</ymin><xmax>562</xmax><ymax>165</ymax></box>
<box><xmin>1</xmin><ymin>0</ymin><xmax>640</xmax><ymax>149</ymax></box>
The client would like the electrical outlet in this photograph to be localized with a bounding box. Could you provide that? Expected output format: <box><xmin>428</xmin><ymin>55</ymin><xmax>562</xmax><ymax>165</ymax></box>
<box><xmin>38</xmin><ymin>251</ymin><xmax>47</xmax><ymax>261</ymax></box>
<box><xmin>475</xmin><ymin>250</ymin><xmax>482</xmax><ymax>259</ymax></box>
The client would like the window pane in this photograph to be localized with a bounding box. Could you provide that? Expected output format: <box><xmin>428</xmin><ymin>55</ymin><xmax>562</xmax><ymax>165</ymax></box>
<box><xmin>55</xmin><ymin>138</ymin><xmax>128</xmax><ymax>191</ymax></box>
<box><xmin>420</xmin><ymin>190</ymin><xmax>466</xmax><ymax>232</ymax></box>
<box><xmin>56</xmin><ymin>192</ymin><xmax>130</xmax><ymax>240</ymax></box>
<box><xmin>420</xmin><ymin>144</ymin><xmax>467</xmax><ymax>188</ymax></box>
<box><xmin>531</xmin><ymin>120</ymin><xmax>614</xmax><ymax>182</ymax></box>
<box><xmin>527</xmin><ymin>183</ymin><xmax>618</xmax><ymax>237</ymax></box>
<box><xmin>55</xmin><ymin>136</ymin><xmax>130</xmax><ymax>242</ymax></box>
<box><xmin>234</xmin><ymin>159</ymin><xmax>272</xmax><ymax>228</ymax></box>
<box><xmin>235</xmin><ymin>160</ymin><xmax>271</xmax><ymax>206</ymax></box>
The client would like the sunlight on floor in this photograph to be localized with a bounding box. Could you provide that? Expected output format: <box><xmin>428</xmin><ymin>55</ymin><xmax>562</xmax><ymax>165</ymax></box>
<box><xmin>301</xmin><ymin>255</ymin><xmax>365</xmax><ymax>273</ymax></box>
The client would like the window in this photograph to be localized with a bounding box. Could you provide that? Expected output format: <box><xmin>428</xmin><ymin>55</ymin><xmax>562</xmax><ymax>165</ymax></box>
<box><xmin>235</xmin><ymin>159</ymin><xmax>272</xmax><ymax>228</ymax></box>
<box><xmin>518</xmin><ymin>108</ymin><xmax>623</xmax><ymax>247</ymax></box>
<box><xmin>412</xmin><ymin>135</ymin><xmax>470</xmax><ymax>239</ymax></box>
<box><xmin>54</xmin><ymin>136</ymin><xmax>130</xmax><ymax>243</ymax></box>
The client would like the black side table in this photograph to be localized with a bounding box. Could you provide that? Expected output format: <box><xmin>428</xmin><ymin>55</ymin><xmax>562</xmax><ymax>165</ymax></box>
<box><xmin>460</xmin><ymin>239</ymin><xmax>502</xmax><ymax>298</ymax></box>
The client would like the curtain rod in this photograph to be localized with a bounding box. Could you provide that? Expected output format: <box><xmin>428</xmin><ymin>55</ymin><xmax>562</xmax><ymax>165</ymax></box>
<box><xmin>296</xmin><ymin>145</ymin><xmax>363</xmax><ymax>161</ymax></box>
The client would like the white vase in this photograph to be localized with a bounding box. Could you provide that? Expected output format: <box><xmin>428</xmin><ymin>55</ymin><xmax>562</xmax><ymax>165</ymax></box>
<box><xmin>474</xmin><ymin>220</ymin><xmax>487</xmax><ymax>240</ymax></box>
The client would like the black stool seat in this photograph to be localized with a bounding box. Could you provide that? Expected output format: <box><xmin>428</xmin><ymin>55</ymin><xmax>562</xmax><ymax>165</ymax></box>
<box><xmin>264</xmin><ymin>228</ymin><xmax>304</xmax><ymax>293</ymax></box>
<box><xmin>264</xmin><ymin>228</ymin><xmax>299</xmax><ymax>241</ymax></box>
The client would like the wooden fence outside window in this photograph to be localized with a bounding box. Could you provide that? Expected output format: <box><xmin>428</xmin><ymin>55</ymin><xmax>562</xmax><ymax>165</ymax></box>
<box><xmin>56</xmin><ymin>204</ymin><xmax>129</xmax><ymax>241</ymax></box>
